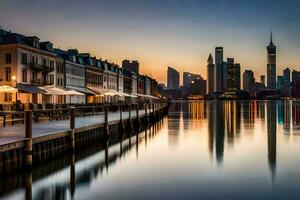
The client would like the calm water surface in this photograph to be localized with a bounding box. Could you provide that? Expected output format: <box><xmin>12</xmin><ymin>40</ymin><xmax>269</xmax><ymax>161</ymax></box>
<box><xmin>2</xmin><ymin>100</ymin><xmax>300</xmax><ymax>200</ymax></box>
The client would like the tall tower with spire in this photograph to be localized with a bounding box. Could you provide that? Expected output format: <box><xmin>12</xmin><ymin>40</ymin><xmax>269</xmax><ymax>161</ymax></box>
<box><xmin>267</xmin><ymin>31</ymin><xmax>276</xmax><ymax>89</ymax></box>
<box><xmin>207</xmin><ymin>53</ymin><xmax>214</xmax><ymax>95</ymax></box>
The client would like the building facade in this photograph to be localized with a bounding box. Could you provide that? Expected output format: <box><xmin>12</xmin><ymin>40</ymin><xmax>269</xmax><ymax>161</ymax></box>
<box><xmin>207</xmin><ymin>53</ymin><xmax>214</xmax><ymax>95</ymax></box>
<box><xmin>167</xmin><ymin>66</ymin><xmax>180</xmax><ymax>89</ymax></box>
<box><xmin>122</xmin><ymin>59</ymin><xmax>139</xmax><ymax>74</ymax></box>
<box><xmin>227</xmin><ymin>59</ymin><xmax>241</xmax><ymax>91</ymax></box>
<box><xmin>243</xmin><ymin>70</ymin><xmax>255</xmax><ymax>94</ymax></box>
<box><xmin>214</xmin><ymin>47</ymin><xmax>223</xmax><ymax>92</ymax></box>
<box><xmin>0</xmin><ymin>29</ymin><xmax>56</xmax><ymax>104</ymax></box>
<box><xmin>267</xmin><ymin>32</ymin><xmax>276</xmax><ymax>89</ymax></box>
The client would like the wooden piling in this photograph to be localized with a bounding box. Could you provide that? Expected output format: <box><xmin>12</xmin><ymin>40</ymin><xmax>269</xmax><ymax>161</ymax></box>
<box><xmin>70</xmin><ymin>107</ymin><xmax>76</xmax><ymax>153</ymax></box>
<box><xmin>24</xmin><ymin>110</ymin><xmax>33</xmax><ymax>170</ymax></box>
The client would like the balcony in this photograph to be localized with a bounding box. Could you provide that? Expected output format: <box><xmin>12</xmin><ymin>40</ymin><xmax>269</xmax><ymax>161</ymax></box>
<box><xmin>29</xmin><ymin>62</ymin><xmax>43</xmax><ymax>71</ymax></box>
<box><xmin>30</xmin><ymin>79</ymin><xmax>41</xmax><ymax>85</ymax></box>
<box><xmin>43</xmin><ymin>65</ymin><xmax>54</xmax><ymax>72</ymax></box>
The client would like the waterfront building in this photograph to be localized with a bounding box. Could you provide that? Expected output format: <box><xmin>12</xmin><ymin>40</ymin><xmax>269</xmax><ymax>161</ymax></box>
<box><xmin>137</xmin><ymin>74</ymin><xmax>145</xmax><ymax>94</ymax></box>
<box><xmin>214</xmin><ymin>47</ymin><xmax>223</xmax><ymax>92</ymax></box>
<box><xmin>227</xmin><ymin>58</ymin><xmax>241</xmax><ymax>91</ymax></box>
<box><xmin>167</xmin><ymin>66</ymin><xmax>180</xmax><ymax>89</ymax></box>
<box><xmin>55</xmin><ymin>49</ymin><xmax>89</xmax><ymax>104</ymax></box>
<box><xmin>0</xmin><ymin>28</ymin><xmax>56</xmax><ymax>104</ymax></box>
<box><xmin>55</xmin><ymin>55</ymin><xmax>65</xmax><ymax>104</ymax></box>
<box><xmin>190</xmin><ymin>78</ymin><xmax>206</xmax><ymax>96</ymax></box>
<box><xmin>292</xmin><ymin>70</ymin><xmax>300</xmax><ymax>97</ymax></box>
<box><xmin>80</xmin><ymin>53</ymin><xmax>103</xmax><ymax>103</ymax></box>
<box><xmin>260</xmin><ymin>75</ymin><xmax>266</xmax><ymax>87</ymax></box>
<box><xmin>123</xmin><ymin>69</ymin><xmax>133</xmax><ymax>95</ymax></box>
<box><xmin>222</xmin><ymin>61</ymin><xmax>227</xmax><ymax>91</ymax></box>
<box><xmin>267</xmin><ymin>32</ymin><xmax>276</xmax><ymax>89</ymax></box>
<box><xmin>151</xmin><ymin>78</ymin><xmax>158</xmax><ymax>97</ymax></box>
<box><xmin>282</xmin><ymin>68</ymin><xmax>291</xmax><ymax>96</ymax></box>
<box><xmin>103</xmin><ymin>61</ymin><xmax>119</xmax><ymax>102</ymax></box>
<box><xmin>182</xmin><ymin>72</ymin><xmax>202</xmax><ymax>97</ymax></box>
<box><xmin>144</xmin><ymin>76</ymin><xmax>151</xmax><ymax>96</ymax></box>
<box><xmin>277</xmin><ymin>76</ymin><xmax>284</xmax><ymax>94</ymax></box>
<box><xmin>243</xmin><ymin>70</ymin><xmax>255</xmax><ymax>94</ymax></box>
<box><xmin>117</xmin><ymin>67</ymin><xmax>124</xmax><ymax>93</ymax></box>
<box><xmin>122</xmin><ymin>59</ymin><xmax>139</xmax><ymax>74</ymax></box>
<box><xmin>207</xmin><ymin>54</ymin><xmax>214</xmax><ymax>95</ymax></box>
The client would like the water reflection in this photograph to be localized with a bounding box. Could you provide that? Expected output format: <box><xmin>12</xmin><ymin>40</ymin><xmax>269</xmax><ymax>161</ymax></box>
<box><xmin>2</xmin><ymin>101</ymin><xmax>300</xmax><ymax>200</ymax></box>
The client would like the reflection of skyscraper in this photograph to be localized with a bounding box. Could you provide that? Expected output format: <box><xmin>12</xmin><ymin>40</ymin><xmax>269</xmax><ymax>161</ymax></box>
<box><xmin>267</xmin><ymin>32</ymin><xmax>276</xmax><ymax>89</ymax></box>
<box><xmin>214</xmin><ymin>47</ymin><xmax>223</xmax><ymax>92</ymax></box>
<box><xmin>168</xmin><ymin>102</ymin><xmax>181</xmax><ymax>145</ymax></box>
<box><xmin>267</xmin><ymin>101</ymin><xmax>277</xmax><ymax>183</ymax></box>
<box><xmin>207</xmin><ymin>54</ymin><xmax>214</xmax><ymax>95</ymax></box>
<box><xmin>214</xmin><ymin>101</ymin><xmax>225</xmax><ymax>165</ymax></box>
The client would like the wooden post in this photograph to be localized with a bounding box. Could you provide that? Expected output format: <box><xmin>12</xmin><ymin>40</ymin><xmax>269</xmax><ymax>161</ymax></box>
<box><xmin>145</xmin><ymin>103</ymin><xmax>149</xmax><ymax>125</ymax></box>
<box><xmin>24</xmin><ymin>110</ymin><xmax>32</xmax><ymax>169</ymax></box>
<box><xmin>136</xmin><ymin>104</ymin><xmax>140</xmax><ymax>128</ymax></box>
<box><xmin>128</xmin><ymin>104</ymin><xmax>133</xmax><ymax>130</ymax></box>
<box><xmin>104</xmin><ymin>105</ymin><xmax>109</xmax><ymax>137</ymax></box>
<box><xmin>119</xmin><ymin>104</ymin><xmax>125</xmax><ymax>133</ymax></box>
<box><xmin>70</xmin><ymin>107</ymin><xmax>76</xmax><ymax>153</ymax></box>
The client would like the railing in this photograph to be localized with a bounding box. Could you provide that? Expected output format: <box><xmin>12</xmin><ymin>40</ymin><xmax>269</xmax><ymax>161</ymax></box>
<box><xmin>0</xmin><ymin>102</ymin><xmax>168</xmax><ymax>128</ymax></box>
<box><xmin>29</xmin><ymin>62</ymin><xmax>43</xmax><ymax>71</ymax></box>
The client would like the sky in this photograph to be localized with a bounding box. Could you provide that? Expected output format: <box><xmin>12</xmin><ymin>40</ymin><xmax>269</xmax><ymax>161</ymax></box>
<box><xmin>1</xmin><ymin>0</ymin><xmax>300</xmax><ymax>84</ymax></box>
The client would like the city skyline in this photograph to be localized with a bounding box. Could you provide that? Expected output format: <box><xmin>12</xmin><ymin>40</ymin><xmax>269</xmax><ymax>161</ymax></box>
<box><xmin>1</xmin><ymin>0</ymin><xmax>300</xmax><ymax>84</ymax></box>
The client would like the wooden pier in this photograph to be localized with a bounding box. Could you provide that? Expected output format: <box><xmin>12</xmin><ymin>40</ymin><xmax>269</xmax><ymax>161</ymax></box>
<box><xmin>0</xmin><ymin>102</ymin><xmax>169</xmax><ymax>175</ymax></box>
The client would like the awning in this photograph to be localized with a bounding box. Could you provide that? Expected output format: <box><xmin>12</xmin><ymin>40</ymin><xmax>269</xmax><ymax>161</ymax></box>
<box><xmin>88</xmin><ymin>87</ymin><xmax>124</xmax><ymax>97</ymax></box>
<box><xmin>67</xmin><ymin>86</ymin><xmax>96</xmax><ymax>95</ymax></box>
<box><xmin>16</xmin><ymin>83</ymin><xmax>46</xmax><ymax>94</ymax></box>
<box><xmin>39</xmin><ymin>86</ymin><xmax>69</xmax><ymax>95</ymax></box>
<box><xmin>65</xmin><ymin>90</ymin><xmax>85</xmax><ymax>96</ymax></box>
<box><xmin>0</xmin><ymin>85</ymin><xmax>18</xmax><ymax>93</ymax></box>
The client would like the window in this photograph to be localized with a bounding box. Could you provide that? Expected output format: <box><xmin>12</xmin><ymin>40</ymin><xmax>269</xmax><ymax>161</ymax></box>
<box><xmin>21</xmin><ymin>53</ymin><xmax>27</xmax><ymax>64</ymax></box>
<box><xmin>5</xmin><ymin>67</ymin><xmax>11</xmax><ymax>81</ymax></box>
<box><xmin>5</xmin><ymin>53</ymin><xmax>12</xmax><ymax>63</ymax></box>
<box><xmin>50</xmin><ymin>74</ymin><xmax>54</xmax><ymax>85</ymax></box>
<box><xmin>4</xmin><ymin>93</ymin><xmax>12</xmax><ymax>102</ymax></box>
<box><xmin>22</xmin><ymin>69</ymin><xmax>27</xmax><ymax>82</ymax></box>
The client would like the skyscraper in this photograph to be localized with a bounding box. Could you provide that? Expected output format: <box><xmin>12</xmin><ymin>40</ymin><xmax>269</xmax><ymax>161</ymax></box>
<box><xmin>214</xmin><ymin>47</ymin><xmax>223</xmax><ymax>92</ymax></box>
<box><xmin>227</xmin><ymin>58</ymin><xmax>241</xmax><ymax>91</ymax></box>
<box><xmin>167</xmin><ymin>66</ymin><xmax>180</xmax><ymax>89</ymax></box>
<box><xmin>267</xmin><ymin>32</ymin><xmax>276</xmax><ymax>89</ymax></box>
<box><xmin>207</xmin><ymin>54</ymin><xmax>214</xmax><ymax>95</ymax></box>
<box><xmin>243</xmin><ymin>70</ymin><xmax>255</xmax><ymax>94</ymax></box>
<box><xmin>283</xmin><ymin>68</ymin><xmax>291</xmax><ymax>96</ymax></box>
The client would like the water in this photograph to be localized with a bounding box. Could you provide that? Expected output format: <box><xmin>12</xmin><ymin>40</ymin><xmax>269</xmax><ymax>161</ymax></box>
<box><xmin>1</xmin><ymin>100</ymin><xmax>300</xmax><ymax>200</ymax></box>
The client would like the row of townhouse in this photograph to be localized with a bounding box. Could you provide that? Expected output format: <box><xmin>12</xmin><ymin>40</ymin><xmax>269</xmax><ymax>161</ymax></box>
<box><xmin>0</xmin><ymin>28</ymin><xmax>158</xmax><ymax>105</ymax></box>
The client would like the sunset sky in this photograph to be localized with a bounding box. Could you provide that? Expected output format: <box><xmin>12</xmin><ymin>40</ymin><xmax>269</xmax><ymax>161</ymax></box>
<box><xmin>1</xmin><ymin>0</ymin><xmax>300</xmax><ymax>84</ymax></box>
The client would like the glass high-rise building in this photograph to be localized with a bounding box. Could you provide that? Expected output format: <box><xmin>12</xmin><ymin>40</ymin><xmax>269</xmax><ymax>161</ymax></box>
<box><xmin>267</xmin><ymin>32</ymin><xmax>276</xmax><ymax>89</ymax></box>
<box><xmin>214</xmin><ymin>47</ymin><xmax>223</xmax><ymax>92</ymax></box>
<box><xmin>167</xmin><ymin>66</ymin><xmax>180</xmax><ymax>89</ymax></box>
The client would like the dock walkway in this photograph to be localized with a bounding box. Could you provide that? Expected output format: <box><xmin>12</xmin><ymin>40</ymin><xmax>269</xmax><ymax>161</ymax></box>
<box><xmin>0</xmin><ymin>109</ymin><xmax>147</xmax><ymax>145</ymax></box>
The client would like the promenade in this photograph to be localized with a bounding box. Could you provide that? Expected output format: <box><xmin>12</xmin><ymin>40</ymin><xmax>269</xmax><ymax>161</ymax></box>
<box><xmin>0</xmin><ymin>108</ymin><xmax>147</xmax><ymax>145</ymax></box>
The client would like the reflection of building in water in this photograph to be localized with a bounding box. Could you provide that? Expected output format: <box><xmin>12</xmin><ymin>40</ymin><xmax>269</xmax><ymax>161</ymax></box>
<box><xmin>224</xmin><ymin>101</ymin><xmax>241</xmax><ymax>146</ymax></box>
<box><xmin>277</xmin><ymin>101</ymin><xmax>291</xmax><ymax>131</ymax></box>
<box><xmin>267</xmin><ymin>101</ymin><xmax>277</xmax><ymax>183</ymax></box>
<box><xmin>292</xmin><ymin>102</ymin><xmax>300</xmax><ymax>125</ymax></box>
<box><xmin>277</xmin><ymin>101</ymin><xmax>284</xmax><ymax>125</ymax></box>
<box><xmin>256</xmin><ymin>101</ymin><xmax>266</xmax><ymax>120</ymax></box>
<box><xmin>242</xmin><ymin>101</ymin><xmax>255</xmax><ymax>128</ymax></box>
<box><xmin>283</xmin><ymin>101</ymin><xmax>291</xmax><ymax>130</ymax></box>
<box><xmin>215</xmin><ymin>102</ymin><xmax>225</xmax><ymax>164</ymax></box>
<box><xmin>168</xmin><ymin>102</ymin><xmax>181</xmax><ymax>145</ymax></box>
<box><xmin>207</xmin><ymin>101</ymin><xmax>214</xmax><ymax>159</ymax></box>
<box><xmin>182</xmin><ymin>101</ymin><xmax>206</xmax><ymax>130</ymax></box>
